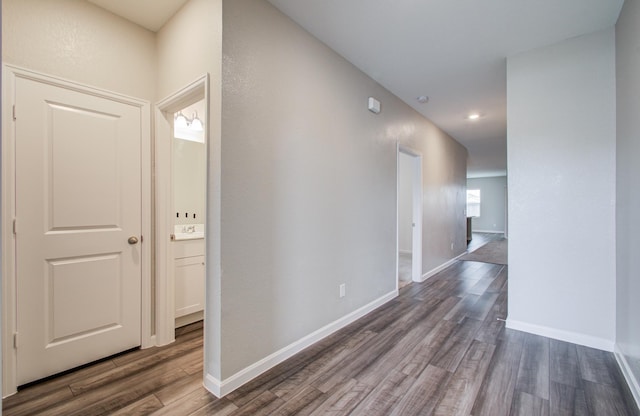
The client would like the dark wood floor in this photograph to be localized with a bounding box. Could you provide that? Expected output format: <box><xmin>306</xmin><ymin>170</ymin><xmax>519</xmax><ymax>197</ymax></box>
<box><xmin>3</xmin><ymin>233</ymin><xmax>638</xmax><ymax>415</ymax></box>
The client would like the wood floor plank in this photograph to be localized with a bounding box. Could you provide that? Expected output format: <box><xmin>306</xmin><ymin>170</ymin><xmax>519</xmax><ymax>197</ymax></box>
<box><xmin>550</xmin><ymin>339</ymin><xmax>581</xmax><ymax>388</ymax></box>
<box><xmin>583</xmin><ymin>379</ymin><xmax>634</xmax><ymax>416</ymax></box>
<box><xmin>148</xmin><ymin>386</ymin><xmax>222</xmax><ymax>416</ymax></box>
<box><xmin>470</xmin><ymin>335</ymin><xmax>525</xmax><ymax>416</ymax></box>
<box><xmin>112</xmin><ymin>326</ymin><xmax>202</xmax><ymax>368</ymax></box>
<box><xmin>3</xmin><ymin>359</ymin><xmax>117</xmax><ymax>411</ymax></box>
<box><xmin>515</xmin><ymin>333</ymin><xmax>550</xmax><ymax>400</ymax></box>
<box><xmin>110</xmin><ymin>394</ymin><xmax>164</xmax><ymax>416</ymax></box>
<box><xmin>443</xmin><ymin>293</ymin><xmax>480</xmax><ymax>323</ymax></box>
<box><xmin>38</xmin><ymin>367</ymin><xmax>189</xmax><ymax>416</ymax></box>
<box><xmin>356</xmin><ymin>299</ymin><xmax>453</xmax><ymax>387</ymax></box>
<box><xmin>187</xmin><ymin>398</ymin><xmax>238</xmax><ymax>416</ymax></box>
<box><xmin>433</xmin><ymin>340</ymin><xmax>496</xmax><ymax>415</ymax></box>
<box><xmin>429</xmin><ymin>317</ymin><xmax>482</xmax><ymax>372</ymax></box>
<box><xmin>549</xmin><ymin>381</ymin><xmax>577</xmax><ymax>416</ymax></box>
<box><xmin>466</xmin><ymin>291</ymin><xmax>500</xmax><ymax>322</ymax></box>
<box><xmin>2</xmin><ymin>387</ymin><xmax>75</xmax><ymax>416</ymax></box>
<box><xmin>270</xmin><ymin>330</ymin><xmax>377</xmax><ymax>402</ymax></box>
<box><xmin>486</xmin><ymin>265</ymin><xmax>508</xmax><ymax>293</ymax></box>
<box><xmin>389</xmin><ymin>365</ymin><xmax>451</xmax><ymax>416</ymax></box>
<box><xmin>399</xmin><ymin>317</ymin><xmax>459</xmax><ymax>377</ymax></box>
<box><xmin>474</xmin><ymin>293</ymin><xmax>507</xmax><ymax>345</ymax></box>
<box><xmin>573</xmin><ymin>388</ymin><xmax>590</xmax><ymax>416</ymax></box>
<box><xmin>509</xmin><ymin>391</ymin><xmax>549</xmax><ymax>416</ymax></box>
<box><xmin>4</xmin><ymin>233</ymin><xmax>639</xmax><ymax>416</ymax></box>
<box><xmin>230</xmin><ymin>390</ymin><xmax>285</xmax><ymax>416</ymax></box>
<box><xmin>349</xmin><ymin>369</ymin><xmax>416</xmax><ymax>416</ymax></box>
<box><xmin>271</xmin><ymin>385</ymin><xmax>326</xmax><ymax>416</ymax></box>
<box><xmin>576</xmin><ymin>345</ymin><xmax>616</xmax><ymax>385</ymax></box>
<box><xmin>154</xmin><ymin>372</ymin><xmax>204</xmax><ymax>405</ymax></box>
<box><xmin>69</xmin><ymin>337</ymin><xmax>202</xmax><ymax>395</ymax></box>
<box><xmin>308</xmin><ymin>378</ymin><xmax>373</xmax><ymax>416</ymax></box>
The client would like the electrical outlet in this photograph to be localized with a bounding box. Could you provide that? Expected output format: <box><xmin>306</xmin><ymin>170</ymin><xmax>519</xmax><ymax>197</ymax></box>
<box><xmin>339</xmin><ymin>284</ymin><xmax>346</xmax><ymax>298</ymax></box>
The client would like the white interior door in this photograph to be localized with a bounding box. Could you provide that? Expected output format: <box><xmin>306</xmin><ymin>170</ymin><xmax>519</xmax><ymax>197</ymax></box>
<box><xmin>14</xmin><ymin>76</ymin><xmax>142</xmax><ymax>386</ymax></box>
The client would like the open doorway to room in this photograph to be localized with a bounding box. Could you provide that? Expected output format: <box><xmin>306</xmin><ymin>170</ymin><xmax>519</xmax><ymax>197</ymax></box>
<box><xmin>397</xmin><ymin>146</ymin><xmax>423</xmax><ymax>287</ymax></box>
<box><xmin>155</xmin><ymin>76</ymin><xmax>209</xmax><ymax>345</ymax></box>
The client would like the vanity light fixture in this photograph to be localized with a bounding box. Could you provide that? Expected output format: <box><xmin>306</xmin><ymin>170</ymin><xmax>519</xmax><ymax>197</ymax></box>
<box><xmin>174</xmin><ymin>111</ymin><xmax>204</xmax><ymax>131</ymax></box>
<box><xmin>174</xmin><ymin>108</ymin><xmax>205</xmax><ymax>143</ymax></box>
<box><xmin>174</xmin><ymin>111</ymin><xmax>189</xmax><ymax>129</ymax></box>
<box><xmin>190</xmin><ymin>111</ymin><xmax>203</xmax><ymax>131</ymax></box>
<box><xmin>468</xmin><ymin>113</ymin><xmax>480</xmax><ymax>120</ymax></box>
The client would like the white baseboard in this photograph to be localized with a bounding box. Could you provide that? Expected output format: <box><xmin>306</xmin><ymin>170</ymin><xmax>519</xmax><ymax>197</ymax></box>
<box><xmin>505</xmin><ymin>319</ymin><xmax>615</xmax><ymax>352</ymax></box>
<box><xmin>472</xmin><ymin>229</ymin><xmax>505</xmax><ymax>234</ymax></box>
<box><xmin>418</xmin><ymin>253</ymin><xmax>465</xmax><ymax>283</ymax></box>
<box><xmin>175</xmin><ymin>310</ymin><xmax>204</xmax><ymax>329</ymax></box>
<box><xmin>614</xmin><ymin>346</ymin><xmax>640</xmax><ymax>410</ymax></box>
<box><xmin>204</xmin><ymin>289</ymin><xmax>399</xmax><ymax>398</ymax></box>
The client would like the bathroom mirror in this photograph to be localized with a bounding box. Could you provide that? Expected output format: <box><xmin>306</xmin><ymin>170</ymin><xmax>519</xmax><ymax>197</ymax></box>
<box><xmin>173</xmin><ymin>99</ymin><xmax>206</xmax><ymax>239</ymax></box>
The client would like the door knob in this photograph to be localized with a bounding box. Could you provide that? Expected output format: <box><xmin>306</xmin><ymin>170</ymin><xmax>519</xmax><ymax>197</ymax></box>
<box><xmin>128</xmin><ymin>236</ymin><xmax>139</xmax><ymax>245</ymax></box>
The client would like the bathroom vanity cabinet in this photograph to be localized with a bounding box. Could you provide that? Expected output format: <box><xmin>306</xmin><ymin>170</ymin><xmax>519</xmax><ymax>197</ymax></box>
<box><xmin>174</xmin><ymin>237</ymin><xmax>205</xmax><ymax>327</ymax></box>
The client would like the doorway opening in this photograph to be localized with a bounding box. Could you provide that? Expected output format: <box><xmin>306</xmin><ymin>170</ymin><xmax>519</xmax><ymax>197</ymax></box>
<box><xmin>155</xmin><ymin>75</ymin><xmax>209</xmax><ymax>346</ymax></box>
<box><xmin>397</xmin><ymin>146</ymin><xmax>423</xmax><ymax>287</ymax></box>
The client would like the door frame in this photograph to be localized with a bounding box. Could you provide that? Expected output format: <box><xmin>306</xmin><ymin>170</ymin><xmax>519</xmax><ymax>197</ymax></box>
<box><xmin>1</xmin><ymin>65</ymin><xmax>152</xmax><ymax>396</ymax></box>
<box><xmin>154</xmin><ymin>75</ymin><xmax>209</xmax><ymax>346</ymax></box>
<box><xmin>397</xmin><ymin>145</ymin><xmax>423</xmax><ymax>283</ymax></box>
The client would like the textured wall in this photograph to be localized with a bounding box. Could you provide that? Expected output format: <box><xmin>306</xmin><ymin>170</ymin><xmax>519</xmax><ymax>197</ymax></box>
<box><xmin>2</xmin><ymin>0</ymin><xmax>156</xmax><ymax>101</ymax></box>
<box><xmin>616</xmin><ymin>0</ymin><xmax>640</xmax><ymax>395</ymax></box>
<box><xmin>155</xmin><ymin>0</ymin><xmax>223</xmax><ymax>380</ymax></box>
<box><xmin>221</xmin><ymin>0</ymin><xmax>467</xmax><ymax>379</ymax></box>
<box><xmin>507</xmin><ymin>29</ymin><xmax>616</xmax><ymax>348</ymax></box>
<box><xmin>467</xmin><ymin>176</ymin><xmax>507</xmax><ymax>233</ymax></box>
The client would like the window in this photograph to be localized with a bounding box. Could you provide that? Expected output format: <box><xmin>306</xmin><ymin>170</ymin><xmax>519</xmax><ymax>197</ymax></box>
<box><xmin>467</xmin><ymin>189</ymin><xmax>481</xmax><ymax>217</ymax></box>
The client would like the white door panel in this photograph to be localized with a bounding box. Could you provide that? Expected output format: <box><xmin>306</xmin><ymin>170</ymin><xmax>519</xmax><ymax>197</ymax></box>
<box><xmin>15</xmin><ymin>77</ymin><xmax>142</xmax><ymax>385</ymax></box>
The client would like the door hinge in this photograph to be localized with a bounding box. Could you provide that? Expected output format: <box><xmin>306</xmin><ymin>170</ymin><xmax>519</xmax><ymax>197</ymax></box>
<box><xmin>12</xmin><ymin>105</ymin><xmax>16</xmax><ymax>121</ymax></box>
<box><xmin>13</xmin><ymin>333</ymin><xmax>19</xmax><ymax>349</ymax></box>
<box><xmin>13</xmin><ymin>218</ymin><xmax>17</xmax><ymax>235</ymax></box>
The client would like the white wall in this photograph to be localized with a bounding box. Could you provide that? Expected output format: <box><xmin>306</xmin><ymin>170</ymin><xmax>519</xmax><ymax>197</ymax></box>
<box><xmin>507</xmin><ymin>29</ymin><xmax>617</xmax><ymax>350</ymax></box>
<box><xmin>221</xmin><ymin>0</ymin><xmax>467</xmax><ymax>382</ymax></box>
<box><xmin>467</xmin><ymin>176</ymin><xmax>506</xmax><ymax>233</ymax></box>
<box><xmin>616</xmin><ymin>0</ymin><xmax>640</xmax><ymax>402</ymax></box>
<box><xmin>173</xmin><ymin>139</ymin><xmax>206</xmax><ymax>225</ymax></box>
<box><xmin>398</xmin><ymin>152</ymin><xmax>414</xmax><ymax>253</ymax></box>
<box><xmin>2</xmin><ymin>0</ymin><xmax>156</xmax><ymax>101</ymax></box>
<box><xmin>2</xmin><ymin>0</ymin><xmax>159</xmax><ymax>396</ymax></box>
<box><xmin>155</xmin><ymin>0</ymin><xmax>223</xmax><ymax>382</ymax></box>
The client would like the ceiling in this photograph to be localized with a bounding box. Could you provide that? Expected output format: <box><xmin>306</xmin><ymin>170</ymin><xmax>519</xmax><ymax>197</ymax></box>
<box><xmin>88</xmin><ymin>0</ymin><xmax>624</xmax><ymax>178</ymax></box>
<box><xmin>87</xmin><ymin>0</ymin><xmax>189</xmax><ymax>32</ymax></box>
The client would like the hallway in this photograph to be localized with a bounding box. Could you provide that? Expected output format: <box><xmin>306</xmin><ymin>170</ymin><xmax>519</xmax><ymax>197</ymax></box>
<box><xmin>3</xmin><ymin>234</ymin><xmax>638</xmax><ymax>415</ymax></box>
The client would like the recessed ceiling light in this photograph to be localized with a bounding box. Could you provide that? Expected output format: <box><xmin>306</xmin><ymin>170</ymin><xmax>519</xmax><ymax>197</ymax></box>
<box><xmin>417</xmin><ymin>96</ymin><xmax>429</xmax><ymax>104</ymax></box>
<box><xmin>468</xmin><ymin>113</ymin><xmax>480</xmax><ymax>120</ymax></box>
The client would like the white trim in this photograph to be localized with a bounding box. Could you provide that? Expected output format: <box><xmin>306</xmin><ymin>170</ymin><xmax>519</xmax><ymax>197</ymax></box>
<box><xmin>140</xmin><ymin>93</ymin><xmax>153</xmax><ymax>350</ymax></box>
<box><xmin>2</xmin><ymin>65</ymin><xmax>19</xmax><ymax>398</ymax></box>
<box><xmin>505</xmin><ymin>319</ymin><xmax>615</xmax><ymax>352</ymax></box>
<box><xmin>614</xmin><ymin>346</ymin><xmax>640</xmax><ymax>410</ymax></box>
<box><xmin>472</xmin><ymin>229</ymin><xmax>505</xmax><ymax>234</ymax></box>
<box><xmin>154</xmin><ymin>75</ymin><xmax>209</xmax><ymax>347</ymax></box>
<box><xmin>418</xmin><ymin>254</ymin><xmax>465</xmax><ymax>282</ymax></box>
<box><xmin>1</xmin><ymin>64</ymin><xmax>152</xmax><ymax>396</ymax></box>
<box><xmin>204</xmin><ymin>289</ymin><xmax>398</xmax><ymax>398</ymax></box>
<box><xmin>397</xmin><ymin>145</ymin><xmax>423</xmax><ymax>284</ymax></box>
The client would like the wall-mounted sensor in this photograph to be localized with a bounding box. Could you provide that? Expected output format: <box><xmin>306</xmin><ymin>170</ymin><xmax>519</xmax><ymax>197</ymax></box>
<box><xmin>368</xmin><ymin>97</ymin><xmax>381</xmax><ymax>114</ymax></box>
